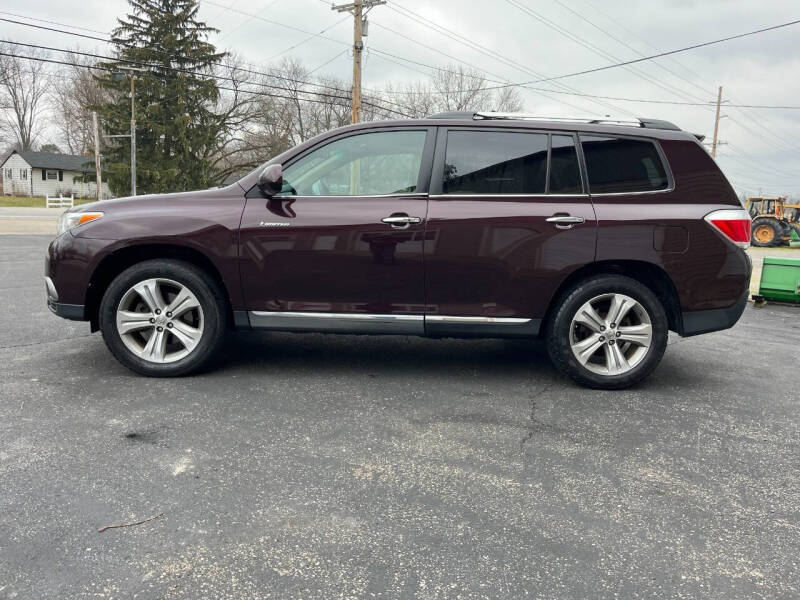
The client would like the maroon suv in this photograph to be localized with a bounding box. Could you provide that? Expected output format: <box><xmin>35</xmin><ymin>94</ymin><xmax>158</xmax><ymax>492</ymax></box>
<box><xmin>45</xmin><ymin>113</ymin><xmax>752</xmax><ymax>389</ymax></box>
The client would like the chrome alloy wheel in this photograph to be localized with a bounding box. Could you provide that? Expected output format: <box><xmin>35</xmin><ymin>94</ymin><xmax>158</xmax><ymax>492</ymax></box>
<box><xmin>568</xmin><ymin>293</ymin><xmax>653</xmax><ymax>376</ymax></box>
<box><xmin>115</xmin><ymin>278</ymin><xmax>204</xmax><ymax>364</ymax></box>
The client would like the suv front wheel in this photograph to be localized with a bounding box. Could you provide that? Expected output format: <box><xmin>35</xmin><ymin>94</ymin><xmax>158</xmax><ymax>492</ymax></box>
<box><xmin>99</xmin><ymin>259</ymin><xmax>226</xmax><ymax>377</ymax></box>
<box><xmin>546</xmin><ymin>275</ymin><xmax>668</xmax><ymax>389</ymax></box>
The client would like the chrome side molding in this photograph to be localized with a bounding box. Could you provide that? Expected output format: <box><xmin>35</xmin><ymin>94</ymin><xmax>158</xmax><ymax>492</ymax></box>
<box><xmin>425</xmin><ymin>315</ymin><xmax>530</xmax><ymax>324</ymax></box>
<box><xmin>248</xmin><ymin>311</ymin><xmax>541</xmax><ymax>337</ymax></box>
<box><xmin>249</xmin><ymin>311</ymin><xmax>425</xmax><ymax>335</ymax></box>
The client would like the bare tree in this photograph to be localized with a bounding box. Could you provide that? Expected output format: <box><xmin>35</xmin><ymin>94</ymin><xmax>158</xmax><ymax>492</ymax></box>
<box><xmin>204</xmin><ymin>53</ymin><xmax>283</xmax><ymax>184</ymax></box>
<box><xmin>387</xmin><ymin>63</ymin><xmax>524</xmax><ymax>118</ymax></box>
<box><xmin>50</xmin><ymin>51</ymin><xmax>115</xmax><ymax>155</ymax></box>
<box><xmin>492</xmin><ymin>85</ymin><xmax>524</xmax><ymax>113</ymax></box>
<box><xmin>304</xmin><ymin>75</ymin><xmax>352</xmax><ymax>135</ymax></box>
<box><xmin>381</xmin><ymin>80</ymin><xmax>439</xmax><ymax>119</ymax></box>
<box><xmin>264</xmin><ymin>58</ymin><xmax>352</xmax><ymax>147</ymax></box>
<box><xmin>215</xmin><ymin>59</ymin><xmax>527</xmax><ymax>179</ymax></box>
<box><xmin>239</xmin><ymin>58</ymin><xmax>352</xmax><ymax>163</ymax></box>
<box><xmin>0</xmin><ymin>43</ymin><xmax>51</xmax><ymax>150</ymax></box>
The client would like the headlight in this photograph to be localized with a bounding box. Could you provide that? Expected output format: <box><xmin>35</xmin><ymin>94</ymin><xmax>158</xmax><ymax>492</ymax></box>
<box><xmin>57</xmin><ymin>211</ymin><xmax>104</xmax><ymax>235</ymax></box>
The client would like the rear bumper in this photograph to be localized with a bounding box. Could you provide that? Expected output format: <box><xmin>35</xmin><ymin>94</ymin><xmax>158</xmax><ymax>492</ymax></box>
<box><xmin>679</xmin><ymin>288</ymin><xmax>748</xmax><ymax>337</ymax></box>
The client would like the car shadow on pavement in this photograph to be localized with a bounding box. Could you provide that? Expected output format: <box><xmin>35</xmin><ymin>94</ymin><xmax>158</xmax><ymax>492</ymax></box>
<box><xmin>219</xmin><ymin>331</ymin><xmax>553</xmax><ymax>377</ymax></box>
<box><xmin>214</xmin><ymin>331</ymin><xmax>703</xmax><ymax>392</ymax></box>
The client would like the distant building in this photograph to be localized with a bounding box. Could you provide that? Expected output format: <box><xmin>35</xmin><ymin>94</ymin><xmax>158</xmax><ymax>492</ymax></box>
<box><xmin>0</xmin><ymin>150</ymin><xmax>113</xmax><ymax>199</ymax></box>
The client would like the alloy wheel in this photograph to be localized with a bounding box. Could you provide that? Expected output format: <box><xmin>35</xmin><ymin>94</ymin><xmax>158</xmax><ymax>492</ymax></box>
<box><xmin>568</xmin><ymin>292</ymin><xmax>653</xmax><ymax>376</ymax></box>
<box><xmin>115</xmin><ymin>278</ymin><xmax>204</xmax><ymax>364</ymax></box>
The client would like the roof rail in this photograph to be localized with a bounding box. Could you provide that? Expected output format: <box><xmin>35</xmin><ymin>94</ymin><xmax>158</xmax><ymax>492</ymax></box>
<box><xmin>427</xmin><ymin>111</ymin><xmax>476</xmax><ymax>120</ymax></box>
<box><xmin>427</xmin><ymin>111</ymin><xmax>681</xmax><ymax>131</ymax></box>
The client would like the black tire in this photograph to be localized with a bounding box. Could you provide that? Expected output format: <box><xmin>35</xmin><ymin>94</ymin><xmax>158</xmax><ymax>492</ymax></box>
<box><xmin>751</xmin><ymin>217</ymin><xmax>782</xmax><ymax>247</ymax></box>
<box><xmin>99</xmin><ymin>259</ymin><xmax>226</xmax><ymax>377</ymax></box>
<box><xmin>545</xmin><ymin>275</ymin><xmax>668</xmax><ymax>390</ymax></box>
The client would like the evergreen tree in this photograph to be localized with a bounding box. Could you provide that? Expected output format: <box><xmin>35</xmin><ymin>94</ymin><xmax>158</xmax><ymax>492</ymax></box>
<box><xmin>97</xmin><ymin>0</ymin><xmax>226</xmax><ymax>196</ymax></box>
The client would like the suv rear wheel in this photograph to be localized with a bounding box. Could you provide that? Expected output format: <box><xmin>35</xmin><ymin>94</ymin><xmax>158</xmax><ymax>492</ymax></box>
<box><xmin>546</xmin><ymin>275</ymin><xmax>668</xmax><ymax>389</ymax></box>
<box><xmin>99</xmin><ymin>259</ymin><xmax>226</xmax><ymax>376</ymax></box>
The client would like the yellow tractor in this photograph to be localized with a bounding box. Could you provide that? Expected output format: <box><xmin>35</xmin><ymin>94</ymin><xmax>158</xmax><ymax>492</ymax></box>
<box><xmin>745</xmin><ymin>196</ymin><xmax>800</xmax><ymax>247</ymax></box>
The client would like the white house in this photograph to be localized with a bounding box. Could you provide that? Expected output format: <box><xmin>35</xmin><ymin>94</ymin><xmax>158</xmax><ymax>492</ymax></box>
<box><xmin>1</xmin><ymin>150</ymin><xmax>113</xmax><ymax>199</ymax></box>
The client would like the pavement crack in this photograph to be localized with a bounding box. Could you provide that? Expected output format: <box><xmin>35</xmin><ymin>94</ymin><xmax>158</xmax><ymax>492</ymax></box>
<box><xmin>520</xmin><ymin>380</ymin><xmax>554</xmax><ymax>450</ymax></box>
<box><xmin>0</xmin><ymin>334</ymin><xmax>93</xmax><ymax>350</ymax></box>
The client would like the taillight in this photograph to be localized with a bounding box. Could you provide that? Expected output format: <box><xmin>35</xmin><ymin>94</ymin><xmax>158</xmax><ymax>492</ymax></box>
<box><xmin>704</xmin><ymin>209</ymin><xmax>751</xmax><ymax>249</ymax></box>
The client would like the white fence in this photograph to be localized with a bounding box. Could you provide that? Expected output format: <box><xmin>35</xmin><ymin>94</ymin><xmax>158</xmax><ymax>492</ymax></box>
<box><xmin>46</xmin><ymin>194</ymin><xmax>74</xmax><ymax>208</ymax></box>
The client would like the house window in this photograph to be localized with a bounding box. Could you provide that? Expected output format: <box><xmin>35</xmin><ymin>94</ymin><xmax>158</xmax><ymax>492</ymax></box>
<box><xmin>4</xmin><ymin>168</ymin><xmax>12</xmax><ymax>180</ymax></box>
<box><xmin>46</xmin><ymin>170</ymin><xmax>57</xmax><ymax>180</ymax></box>
<box><xmin>20</xmin><ymin>169</ymin><xmax>27</xmax><ymax>180</ymax></box>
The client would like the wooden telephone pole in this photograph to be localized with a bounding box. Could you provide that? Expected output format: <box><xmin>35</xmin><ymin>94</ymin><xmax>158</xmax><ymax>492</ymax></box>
<box><xmin>92</xmin><ymin>111</ymin><xmax>102</xmax><ymax>201</ymax></box>
<box><xmin>711</xmin><ymin>85</ymin><xmax>724</xmax><ymax>158</ymax></box>
<box><xmin>332</xmin><ymin>0</ymin><xmax>385</xmax><ymax>123</ymax></box>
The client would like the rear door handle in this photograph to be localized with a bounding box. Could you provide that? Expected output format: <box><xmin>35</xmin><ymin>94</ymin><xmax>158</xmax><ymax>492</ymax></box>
<box><xmin>546</xmin><ymin>215</ymin><xmax>585</xmax><ymax>229</ymax></box>
<box><xmin>382</xmin><ymin>215</ymin><xmax>422</xmax><ymax>229</ymax></box>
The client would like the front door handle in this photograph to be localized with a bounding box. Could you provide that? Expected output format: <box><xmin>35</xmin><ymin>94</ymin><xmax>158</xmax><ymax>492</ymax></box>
<box><xmin>382</xmin><ymin>215</ymin><xmax>422</xmax><ymax>229</ymax></box>
<box><xmin>546</xmin><ymin>215</ymin><xmax>585</xmax><ymax>229</ymax></box>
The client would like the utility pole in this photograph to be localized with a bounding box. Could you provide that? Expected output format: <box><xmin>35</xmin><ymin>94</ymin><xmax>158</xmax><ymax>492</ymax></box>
<box><xmin>130</xmin><ymin>75</ymin><xmax>137</xmax><ymax>196</ymax></box>
<box><xmin>332</xmin><ymin>0</ymin><xmax>385</xmax><ymax>124</ymax></box>
<box><xmin>711</xmin><ymin>85</ymin><xmax>723</xmax><ymax>158</ymax></box>
<box><xmin>109</xmin><ymin>67</ymin><xmax>144</xmax><ymax>196</ymax></box>
<box><xmin>92</xmin><ymin>111</ymin><xmax>102</xmax><ymax>201</ymax></box>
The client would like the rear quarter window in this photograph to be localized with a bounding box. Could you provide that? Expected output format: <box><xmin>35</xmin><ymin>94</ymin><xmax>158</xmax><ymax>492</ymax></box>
<box><xmin>581</xmin><ymin>135</ymin><xmax>669</xmax><ymax>194</ymax></box>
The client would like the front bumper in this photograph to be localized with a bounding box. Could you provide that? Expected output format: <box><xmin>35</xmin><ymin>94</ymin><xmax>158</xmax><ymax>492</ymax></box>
<box><xmin>45</xmin><ymin>274</ymin><xmax>86</xmax><ymax>320</ymax></box>
<box><xmin>48</xmin><ymin>300</ymin><xmax>86</xmax><ymax>321</ymax></box>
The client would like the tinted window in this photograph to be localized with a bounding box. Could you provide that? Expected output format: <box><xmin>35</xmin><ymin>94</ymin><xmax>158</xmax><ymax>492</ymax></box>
<box><xmin>581</xmin><ymin>136</ymin><xmax>668</xmax><ymax>194</ymax></box>
<box><xmin>549</xmin><ymin>135</ymin><xmax>582</xmax><ymax>194</ymax></box>
<box><xmin>280</xmin><ymin>130</ymin><xmax>426</xmax><ymax>196</ymax></box>
<box><xmin>443</xmin><ymin>130</ymin><xmax>547</xmax><ymax>194</ymax></box>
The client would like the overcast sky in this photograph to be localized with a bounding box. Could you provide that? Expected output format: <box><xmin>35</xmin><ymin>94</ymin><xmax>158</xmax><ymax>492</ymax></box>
<box><xmin>4</xmin><ymin>0</ymin><xmax>800</xmax><ymax>197</ymax></box>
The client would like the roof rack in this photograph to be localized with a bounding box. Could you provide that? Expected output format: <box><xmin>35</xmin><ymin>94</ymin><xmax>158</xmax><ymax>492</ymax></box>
<box><xmin>427</xmin><ymin>111</ymin><xmax>681</xmax><ymax>131</ymax></box>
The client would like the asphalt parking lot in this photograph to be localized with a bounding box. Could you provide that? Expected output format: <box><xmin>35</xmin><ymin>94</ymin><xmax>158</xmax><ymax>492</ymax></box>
<box><xmin>1</xmin><ymin>234</ymin><xmax>799</xmax><ymax>599</ymax></box>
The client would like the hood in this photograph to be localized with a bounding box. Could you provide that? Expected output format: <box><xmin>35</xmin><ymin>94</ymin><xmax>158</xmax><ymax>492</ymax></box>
<box><xmin>67</xmin><ymin>183</ymin><xmax>243</xmax><ymax>215</ymax></box>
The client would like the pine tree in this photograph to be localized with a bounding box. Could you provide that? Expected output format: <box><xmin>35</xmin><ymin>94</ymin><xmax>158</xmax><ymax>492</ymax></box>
<box><xmin>97</xmin><ymin>0</ymin><xmax>226</xmax><ymax>196</ymax></box>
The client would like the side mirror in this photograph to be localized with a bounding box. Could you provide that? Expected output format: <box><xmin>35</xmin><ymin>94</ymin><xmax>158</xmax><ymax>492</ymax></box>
<box><xmin>258</xmin><ymin>163</ymin><xmax>283</xmax><ymax>198</ymax></box>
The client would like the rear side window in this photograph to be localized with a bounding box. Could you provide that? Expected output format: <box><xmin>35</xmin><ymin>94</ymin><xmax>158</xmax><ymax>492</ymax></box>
<box><xmin>443</xmin><ymin>130</ymin><xmax>547</xmax><ymax>194</ymax></box>
<box><xmin>581</xmin><ymin>136</ymin><xmax>669</xmax><ymax>194</ymax></box>
<box><xmin>549</xmin><ymin>135</ymin><xmax>582</xmax><ymax>194</ymax></box>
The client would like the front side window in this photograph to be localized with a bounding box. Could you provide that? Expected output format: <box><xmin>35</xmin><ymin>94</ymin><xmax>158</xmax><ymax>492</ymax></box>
<box><xmin>5</xmin><ymin>168</ymin><xmax>12</xmax><ymax>179</ymax></box>
<box><xmin>280</xmin><ymin>130</ymin><xmax>427</xmax><ymax>196</ymax></box>
<box><xmin>581</xmin><ymin>136</ymin><xmax>668</xmax><ymax>194</ymax></box>
<box><xmin>443</xmin><ymin>130</ymin><xmax>547</xmax><ymax>195</ymax></box>
<box><xmin>47</xmin><ymin>170</ymin><xmax>57</xmax><ymax>180</ymax></box>
<box><xmin>20</xmin><ymin>169</ymin><xmax>27</xmax><ymax>180</ymax></box>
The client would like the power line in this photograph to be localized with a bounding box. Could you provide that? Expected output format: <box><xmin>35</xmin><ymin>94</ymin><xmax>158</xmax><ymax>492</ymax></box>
<box><xmin>382</xmin><ymin>1</ymin><xmax>631</xmax><ymax>115</ymax></box>
<box><xmin>369</xmin><ymin>20</ymin><xmax>602</xmax><ymax>115</ymax></box>
<box><xmin>0</xmin><ymin>38</ymin><xmax>410</xmax><ymax>116</ymax></box>
<box><xmin>0</xmin><ymin>17</ymin><xmax>409</xmax><ymax>115</ymax></box>
<box><xmin>308</xmin><ymin>48</ymin><xmax>348</xmax><ymax>75</ymax></box>
<box><xmin>552</xmin><ymin>0</ymin><xmax>718</xmax><ymax>103</ymax></box>
<box><xmin>262</xmin><ymin>16</ymin><xmax>350</xmax><ymax>62</ymax></box>
<box><xmin>352</xmin><ymin>5</ymin><xmax>800</xmax><ymax>112</ymax></box>
<box><xmin>476</xmin><ymin>17</ymin><xmax>800</xmax><ymax>91</ymax></box>
<box><xmin>8</xmin><ymin>8</ymin><xmax>799</xmax><ymax>115</ymax></box>
<box><xmin>215</xmin><ymin>0</ymin><xmax>283</xmax><ymax>42</ymax></box>
<box><xmin>504</xmin><ymin>0</ymin><xmax>711</xmax><ymax>107</ymax></box>
<box><xmin>0</xmin><ymin>49</ymin><xmax>396</xmax><ymax>114</ymax></box>
<box><xmin>577</xmin><ymin>0</ymin><xmax>717</xmax><ymax>99</ymax></box>
<box><xmin>0</xmin><ymin>16</ymin><xmax>361</xmax><ymax>101</ymax></box>
<box><xmin>0</xmin><ymin>10</ymin><xmax>109</xmax><ymax>36</ymax></box>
